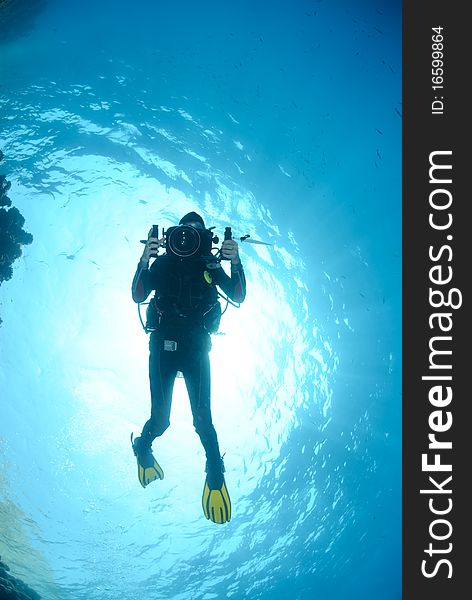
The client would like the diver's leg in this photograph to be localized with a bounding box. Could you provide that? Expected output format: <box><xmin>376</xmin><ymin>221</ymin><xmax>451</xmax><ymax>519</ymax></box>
<box><xmin>183</xmin><ymin>349</ymin><xmax>231</xmax><ymax>523</ymax></box>
<box><xmin>132</xmin><ymin>335</ymin><xmax>178</xmax><ymax>487</ymax></box>
<box><xmin>140</xmin><ymin>334</ymin><xmax>178</xmax><ymax>448</ymax></box>
<box><xmin>182</xmin><ymin>350</ymin><xmax>222</xmax><ymax>476</ymax></box>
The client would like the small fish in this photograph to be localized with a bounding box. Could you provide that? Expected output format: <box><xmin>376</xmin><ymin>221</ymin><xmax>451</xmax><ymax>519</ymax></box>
<box><xmin>382</xmin><ymin>60</ymin><xmax>395</xmax><ymax>73</ymax></box>
<box><xmin>375</xmin><ymin>128</ymin><xmax>383</xmax><ymax>135</ymax></box>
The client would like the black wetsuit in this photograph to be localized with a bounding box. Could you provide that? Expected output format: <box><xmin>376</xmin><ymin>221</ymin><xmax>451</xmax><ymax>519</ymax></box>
<box><xmin>131</xmin><ymin>253</ymin><xmax>246</xmax><ymax>472</ymax></box>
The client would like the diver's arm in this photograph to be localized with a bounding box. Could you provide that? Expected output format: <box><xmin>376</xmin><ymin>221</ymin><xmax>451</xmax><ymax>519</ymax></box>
<box><xmin>208</xmin><ymin>241</ymin><xmax>246</xmax><ymax>303</ymax></box>
<box><xmin>131</xmin><ymin>229</ymin><xmax>165</xmax><ymax>303</ymax></box>
<box><xmin>228</xmin><ymin>261</ymin><xmax>246</xmax><ymax>303</ymax></box>
<box><xmin>131</xmin><ymin>255</ymin><xmax>167</xmax><ymax>303</ymax></box>
<box><xmin>131</xmin><ymin>260</ymin><xmax>153</xmax><ymax>303</ymax></box>
<box><xmin>131</xmin><ymin>232</ymin><xmax>163</xmax><ymax>303</ymax></box>
<box><xmin>209</xmin><ymin>262</ymin><xmax>246</xmax><ymax>303</ymax></box>
<box><xmin>223</xmin><ymin>239</ymin><xmax>245</xmax><ymax>302</ymax></box>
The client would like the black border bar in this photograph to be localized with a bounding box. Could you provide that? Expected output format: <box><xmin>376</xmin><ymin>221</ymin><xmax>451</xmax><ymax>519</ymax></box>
<box><xmin>403</xmin><ymin>3</ymin><xmax>468</xmax><ymax>598</ymax></box>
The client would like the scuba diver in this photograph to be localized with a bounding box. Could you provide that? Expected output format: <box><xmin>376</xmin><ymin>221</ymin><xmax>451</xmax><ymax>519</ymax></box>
<box><xmin>131</xmin><ymin>211</ymin><xmax>246</xmax><ymax>524</ymax></box>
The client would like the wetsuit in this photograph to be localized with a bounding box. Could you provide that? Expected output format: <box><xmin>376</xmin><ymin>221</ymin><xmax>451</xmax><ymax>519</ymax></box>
<box><xmin>131</xmin><ymin>253</ymin><xmax>246</xmax><ymax>472</ymax></box>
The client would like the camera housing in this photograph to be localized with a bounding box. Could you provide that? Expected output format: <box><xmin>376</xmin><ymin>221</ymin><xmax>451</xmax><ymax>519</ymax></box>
<box><xmin>165</xmin><ymin>224</ymin><xmax>214</xmax><ymax>259</ymax></box>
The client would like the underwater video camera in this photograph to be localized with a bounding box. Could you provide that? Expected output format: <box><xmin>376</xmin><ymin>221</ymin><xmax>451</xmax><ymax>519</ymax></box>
<box><xmin>142</xmin><ymin>224</ymin><xmax>233</xmax><ymax>260</ymax></box>
<box><xmin>165</xmin><ymin>224</ymin><xmax>215</xmax><ymax>259</ymax></box>
<box><xmin>157</xmin><ymin>224</ymin><xmax>232</xmax><ymax>260</ymax></box>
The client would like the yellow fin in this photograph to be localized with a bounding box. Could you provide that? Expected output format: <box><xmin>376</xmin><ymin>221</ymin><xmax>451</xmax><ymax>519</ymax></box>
<box><xmin>202</xmin><ymin>479</ymin><xmax>231</xmax><ymax>523</ymax></box>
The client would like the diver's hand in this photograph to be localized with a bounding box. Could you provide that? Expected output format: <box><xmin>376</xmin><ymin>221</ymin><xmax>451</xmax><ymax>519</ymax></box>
<box><xmin>141</xmin><ymin>228</ymin><xmax>163</xmax><ymax>264</ymax></box>
<box><xmin>221</xmin><ymin>239</ymin><xmax>240</xmax><ymax>265</ymax></box>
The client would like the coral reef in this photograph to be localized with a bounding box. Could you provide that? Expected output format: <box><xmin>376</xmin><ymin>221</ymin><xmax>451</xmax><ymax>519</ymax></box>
<box><xmin>0</xmin><ymin>151</ymin><xmax>33</xmax><ymax>282</ymax></box>
<box><xmin>0</xmin><ymin>150</ymin><xmax>33</xmax><ymax>325</ymax></box>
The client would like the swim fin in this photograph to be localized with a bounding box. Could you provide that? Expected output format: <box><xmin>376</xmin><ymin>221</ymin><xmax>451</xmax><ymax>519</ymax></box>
<box><xmin>131</xmin><ymin>433</ymin><xmax>164</xmax><ymax>488</ymax></box>
<box><xmin>202</xmin><ymin>459</ymin><xmax>231</xmax><ymax>524</ymax></box>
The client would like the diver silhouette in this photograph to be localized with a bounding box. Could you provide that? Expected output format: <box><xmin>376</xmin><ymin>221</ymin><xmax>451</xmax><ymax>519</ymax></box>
<box><xmin>131</xmin><ymin>211</ymin><xmax>246</xmax><ymax>524</ymax></box>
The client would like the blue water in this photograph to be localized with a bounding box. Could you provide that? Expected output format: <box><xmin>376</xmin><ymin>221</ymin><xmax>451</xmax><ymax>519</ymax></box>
<box><xmin>0</xmin><ymin>1</ymin><xmax>401</xmax><ymax>598</ymax></box>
